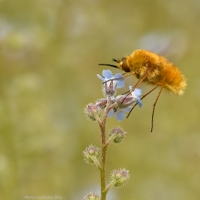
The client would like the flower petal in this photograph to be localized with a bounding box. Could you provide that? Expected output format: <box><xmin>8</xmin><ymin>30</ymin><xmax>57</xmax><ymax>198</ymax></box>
<box><xmin>132</xmin><ymin>88</ymin><xmax>142</xmax><ymax>108</ymax></box>
<box><xmin>113</xmin><ymin>73</ymin><xmax>123</xmax><ymax>79</ymax></box>
<box><xmin>134</xmin><ymin>88</ymin><xmax>142</xmax><ymax>96</ymax></box>
<box><xmin>108</xmin><ymin>109</ymin><xmax>115</xmax><ymax>117</ymax></box>
<box><xmin>97</xmin><ymin>74</ymin><xmax>105</xmax><ymax>81</ymax></box>
<box><xmin>113</xmin><ymin>73</ymin><xmax>125</xmax><ymax>88</ymax></box>
<box><xmin>115</xmin><ymin>110</ymin><xmax>126</xmax><ymax>121</ymax></box>
<box><xmin>124</xmin><ymin>106</ymin><xmax>132</xmax><ymax>113</ymax></box>
<box><xmin>136</xmin><ymin>97</ymin><xmax>142</xmax><ymax>108</ymax></box>
<box><xmin>102</xmin><ymin>70</ymin><xmax>113</xmax><ymax>79</ymax></box>
<box><xmin>129</xmin><ymin>87</ymin><xmax>142</xmax><ymax>108</ymax></box>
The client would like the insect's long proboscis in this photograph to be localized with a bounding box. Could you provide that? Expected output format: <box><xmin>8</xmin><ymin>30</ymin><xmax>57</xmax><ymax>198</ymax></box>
<box><xmin>98</xmin><ymin>63</ymin><xmax>118</xmax><ymax>69</ymax></box>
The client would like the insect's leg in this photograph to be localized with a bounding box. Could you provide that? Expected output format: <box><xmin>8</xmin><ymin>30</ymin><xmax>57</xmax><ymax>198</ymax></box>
<box><xmin>151</xmin><ymin>85</ymin><xmax>164</xmax><ymax>132</ymax></box>
<box><xmin>102</xmin><ymin>71</ymin><xmax>134</xmax><ymax>85</ymax></box>
<box><xmin>123</xmin><ymin>73</ymin><xmax>148</xmax><ymax>95</ymax></box>
<box><xmin>120</xmin><ymin>73</ymin><xmax>148</xmax><ymax>105</ymax></box>
<box><xmin>118</xmin><ymin>72</ymin><xmax>136</xmax><ymax>95</ymax></box>
<box><xmin>127</xmin><ymin>85</ymin><xmax>159</xmax><ymax>118</ymax></box>
<box><xmin>132</xmin><ymin>73</ymin><xmax>148</xmax><ymax>90</ymax></box>
<box><xmin>122</xmin><ymin>71</ymin><xmax>135</xmax><ymax>78</ymax></box>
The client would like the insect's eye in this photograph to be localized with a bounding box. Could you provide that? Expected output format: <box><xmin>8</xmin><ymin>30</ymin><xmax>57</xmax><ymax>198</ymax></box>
<box><xmin>121</xmin><ymin>59</ymin><xmax>130</xmax><ymax>72</ymax></box>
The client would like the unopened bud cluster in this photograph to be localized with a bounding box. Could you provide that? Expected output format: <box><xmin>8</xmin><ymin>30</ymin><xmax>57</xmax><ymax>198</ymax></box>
<box><xmin>109</xmin><ymin>168</ymin><xmax>130</xmax><ymax>188</ymax></box>
<box><xmin>84</xmin><ymin>103</ymin><xmax>101</xmax><ymax>121</ymax></box>
<box><xmin>83</xmin><ymin>145</ymin><xmax>101</xmax><ymax>166</ymax></box>
<box><xmin>84</xmin><ymin>192</ymin><xmax>100</xmax><ymax>200</ymax></box>
<box><xmin>95</xmin><ymin>98</ymin><xmax>107</xmax><ymax>110</ymax></box>
<box><xmin>109</xmin><ymin>127</ymin><xmax>126</xmax><ymax>143</ymax></box>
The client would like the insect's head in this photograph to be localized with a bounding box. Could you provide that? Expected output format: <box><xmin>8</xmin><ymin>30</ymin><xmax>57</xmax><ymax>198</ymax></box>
<box><xmin>99</xmin><ymin>57</ymin><xmax>130</xmax><ymax>72</ymax></box>
<box><xmin>112</xmin><ymin>58</ymin><xmax>130</xmax><ymax>72</ymax></box>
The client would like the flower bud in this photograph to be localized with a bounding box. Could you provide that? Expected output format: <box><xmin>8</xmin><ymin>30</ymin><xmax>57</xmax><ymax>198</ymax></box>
<box><xmin>84</xmin><ymin>103</ymin><xmax>101</xmax><ymax>121</ymax></box>
<box><xmin>109</xmin><ymin>127</ymin><xmax>126</xmax><ymax>143</ymax></box>
<box><xmin>116</xmin><ymin>94</ymin><xmax>136</xmax><ymax>109</ymax></box>
<box><xmin>95</xmin><ymin>98</ymin><xmax>107</xmax><ymax>110</ymax></box>
<box><xmin>103</xmin><ymin>79</ymin><xmax>117</xmax><ymax>97</ymax></box>
<box><xmin>109</xmin><ymin>168</ymin><xmax>130</xmax><ymax>188</ymax></box>
<box><xmin>83</xmin><ymin>145</ymin><xmax>101</xmax><ymax>166</ymax></box>
<box><xmin>84</xmin><ymin>192</ymin><xmax>100</xmax><ymax>200</ymax></box>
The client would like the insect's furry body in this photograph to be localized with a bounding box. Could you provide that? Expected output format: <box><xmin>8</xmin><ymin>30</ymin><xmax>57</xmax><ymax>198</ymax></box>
<box><xmin>117</xmin><ymin>49</ymin><xmax>186</xmax><ymax>95</ymax></box>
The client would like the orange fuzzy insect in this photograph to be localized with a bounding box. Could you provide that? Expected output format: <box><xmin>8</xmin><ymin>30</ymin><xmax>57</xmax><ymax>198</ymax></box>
<box><xmin>99</xmin><ymin>49</ymin><xmax>187</xmax><ymax>132</ymax></box>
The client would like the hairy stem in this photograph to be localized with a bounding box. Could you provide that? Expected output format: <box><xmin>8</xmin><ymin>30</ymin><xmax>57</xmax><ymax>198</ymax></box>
<box><xmin>97</xmin><ymin>100</ymin><xmax>116</xmax><ymax>200</ymax></box>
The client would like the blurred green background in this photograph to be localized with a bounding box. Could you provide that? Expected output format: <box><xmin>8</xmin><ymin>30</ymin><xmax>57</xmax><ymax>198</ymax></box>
<box><xmin>0</xmin><ymin>0</ymin><xmax>200</xmax><ymax>199</ymax></box>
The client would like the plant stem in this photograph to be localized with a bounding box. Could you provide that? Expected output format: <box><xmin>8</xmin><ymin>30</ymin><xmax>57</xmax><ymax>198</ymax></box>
<box><xmin>97</xmin><ymin>100</ymin><xmax>117</xmax><ymax>200</ymax></box>
<box><xmin>97</xmin><ymin>101</ymin><xmax>110</xmax><ymax>200</ymax></box>
<box><xmin>98</xmin><ymin>114</ymin><xmax>107</xmax><ymax>200</ymax></box>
